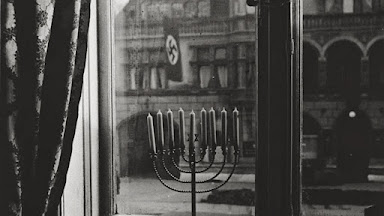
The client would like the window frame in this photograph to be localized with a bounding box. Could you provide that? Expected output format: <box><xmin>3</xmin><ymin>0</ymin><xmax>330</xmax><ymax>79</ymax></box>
<box><xmin>96</xmin><ymin>0</ymin><xmax>302</xmax><ymax>215</ymax></box>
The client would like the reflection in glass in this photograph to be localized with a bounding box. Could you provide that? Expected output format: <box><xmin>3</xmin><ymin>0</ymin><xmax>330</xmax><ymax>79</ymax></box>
<box><xmin>113</xmin><ymin>0</ymin><xmax>256</xmax><ymax>215</ymax></box>
<box><xmin>303</xmin><ymin>1</ymin><xmax>384</xmax><ymax>215</ymax></box>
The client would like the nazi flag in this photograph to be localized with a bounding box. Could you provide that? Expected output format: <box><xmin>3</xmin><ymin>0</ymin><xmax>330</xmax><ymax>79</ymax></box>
<box><xmin>163</xmin><ymin>17</ymin><xmax>182</xmax><ymax>82</ymax></box>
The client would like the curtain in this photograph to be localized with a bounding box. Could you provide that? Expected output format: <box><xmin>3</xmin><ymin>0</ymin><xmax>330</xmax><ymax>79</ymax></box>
<box><xmin>0</xmin><ymin>0</ymin><xmax>91</xmax><ymax>215</ymax></box>
<box><xmin>217</xmin><ymin>66</ymin><xmax>228</xmax><ymax>88</ymax></box>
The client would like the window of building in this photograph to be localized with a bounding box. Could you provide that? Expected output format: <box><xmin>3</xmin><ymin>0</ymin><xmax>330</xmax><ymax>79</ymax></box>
<box><xmin>147</xmin><ymin>3</ymin><xmax>161</xmax><ymax>20</ymax></box>
<box><xmin>302</xmin><ymin>0</ymin><xmax>384</xmax><ymax>214</ymax></box>
<box><xmin>199</xmin><ymin>65</ymin><xmax>212</xmax><ymax>88</ymax></box>
<box><xmin>172</xmin><ymin>3</ymin><xmax>184</xmax><ymax>18</ymax></box>
<box><xmin>197</xmin><ymin>0</ymin><xmax>211</xmax><ymax>17</ymax></box>
<box><xmin>185</xmin><ymin>1</ymin><xmax>197</xmax><ymax>18</ymax></box>
<box><xmin>325</xmin><ymin>0</ymin><xmax>344</xmax><ymax>13</ymax></box>
<box><xmin>215</xmin><ymin>48</ymin><xmax>227</xmax><ymax>60</ymax></box>
<box><xmin>233</xmin><ymin>0</ymin><xmax>246</xmax><ymax>16</ymax></box>
<box><xmin>159</xmin><ymin>3</ymin><xmax>172</xmax><ymax>18</ymax></box>
<box><xmin>216</xmin><ymin>65</ymin><xmax>228</xmax><ymax>88</ymax></box>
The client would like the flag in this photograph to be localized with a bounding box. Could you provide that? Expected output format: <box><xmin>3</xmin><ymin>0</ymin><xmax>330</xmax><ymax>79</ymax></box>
<box><xmin>163</xmin><ymin>17</ymin><xmax>182</xmax><ymax>82</ymax></box>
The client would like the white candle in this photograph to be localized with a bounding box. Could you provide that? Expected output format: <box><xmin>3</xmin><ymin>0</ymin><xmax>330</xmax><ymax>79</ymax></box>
<box><xmin>233</xmin><ymin>108</ymin><xmax>239</xmax><ymax>152</ymax></box>
<box><xmin>179</xmin><ymin>108</ymin><xmax>185</xmax><ymax>149</ymax></box>
<box><xmin>189</xmin><ymin>110</ymin><xmax>195</xmax><ymax>153</ymax></box>
<box><xmin>147</xmin><ymin>114</ymin><xmax>156</xmax><ymax>153</ymax></box>
<box><xmin>221</xmin><ymin>108</ymin><xmax>227</xmax><ymax>151</ymax></box>
<box><xmin>209</xmin><ymin>108</ymin><xmax>217</xmax><ymax>149</ymax></box>
<box><xmin>201</xmin><ymin>108</ymin><xmax>207</xmax><ymax>150</ymax></box>
<box><xmin>157</xmin><ymin>110</ymin><xmax>164</xmax><ymax>151</ymax></box>
<box><xmin>167</xmin><ymin>109</ymin><xmax>174</xmax><ymax>149</ymax></box>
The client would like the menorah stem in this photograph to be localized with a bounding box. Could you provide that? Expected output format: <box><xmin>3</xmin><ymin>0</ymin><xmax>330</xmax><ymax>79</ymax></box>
<box><xmin>190</xmin><ymin>151</ymin><xmax>196</xmax><ymax>216</ymax></box>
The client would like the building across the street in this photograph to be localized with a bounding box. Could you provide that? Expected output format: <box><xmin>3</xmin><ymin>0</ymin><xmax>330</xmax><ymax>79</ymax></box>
<box><xmin>114</xmin><ymin>0</ymin><xmax>384</xmax><ymax>183</ymax></box>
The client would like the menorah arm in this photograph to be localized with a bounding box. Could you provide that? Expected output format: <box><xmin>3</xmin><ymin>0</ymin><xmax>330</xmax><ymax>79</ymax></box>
<box><xmin>195</xmin><ymin>153</ymin><xmax>239</xmax><ymax>193</ymax></box>
<box><xmin>166</xmin><ymin>154</ymin><xmax>226</xmax><ymax>184</ymax></box>
<box><xmin>161</xmin><ymin>156</ymin><xmax>192</xmax><ymax>183</ymax></box>
<box><xmin>152</xmin><ymin>151</ymin><xmax>240</xmax><ymax>193</ymax></box>
<box><xmin>170</xmin><ymin>149</ymin><xmax>219</xmax><ymax>174</ymax></box>
<box><xmin>179</xmin><ymin>148</ymin><xmax>207</xmax><ymax>164</ymax></box>
<box><xmin>169</xmin><ymin>149</ymin><xmax>229</xmax><ymax>184</ymax></box>
<box><xmin>152</xmin><ymin>159</ymin><xmax>192</xmax><ymax>193</ymax></box>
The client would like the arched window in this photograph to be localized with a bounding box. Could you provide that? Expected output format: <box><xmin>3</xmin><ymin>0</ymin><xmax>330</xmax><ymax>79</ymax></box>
<box><xmin>326</xmin><ymin>40</ymin><xmax>362</xmax><ymax>99</ymax></box>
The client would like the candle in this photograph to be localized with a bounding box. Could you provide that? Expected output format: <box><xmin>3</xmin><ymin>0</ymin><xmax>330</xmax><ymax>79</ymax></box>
<box><xmin>233</xmin><ymin>108</ymin><xmax>239</xmax><ymax>152</ymax></box>
<box><xmin>179</xmin><ymin>108</ymin><xmax>185</xmax><ymax>149</ymax></box>
<box><xmin>157</xmin><ymin>110</ymin><xmax>164</xmax><ymax>151</ymax></box>
<box><xmin>201</xmin><ymin>108</ymin><xmax>207</xmax><ymax>150</ymax></box>
<box><xmin>147</xmin><ymin>114</ymin><xmax>156</xmax><ymax>153</ymax></box>
<box><xmin>221</xmin><ymin>108</ymin><xmax>227</xmax><ymax>151</ymax></box>
<box><xmin>209</xmin><ymin>108</ymin><xmax>216</xmax><ymax>149</ymax></box>
<box><xmin>167</xmin><ymin>109</ymin><xmax>174</xmax><ymax>150</ymax></box>
<box><xmin>189</xmin><ymin>110</ymin><xmax>195</xmax><ymax>153</ymax></box>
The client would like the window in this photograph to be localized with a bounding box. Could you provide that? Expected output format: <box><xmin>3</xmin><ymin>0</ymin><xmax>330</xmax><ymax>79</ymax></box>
<box><xmin>233</xmin><ymin>0</ymin><xmax>246</xmax><ymax>16</ymax></box>
<box><xmin>108</xmin><ymin>1</ymin><xmax>261</xmax><ymax>215</ymax></box>
<box><xmin>172</xmin><ymin>3</ymin><xmax>184</xmax><ymax>18</ymax></box>
<box><xmin>97</xmin><ymin>0</ymin><xmax>300</xmax><ymax>215</ymax></box>
<box><xmin>197</xmin><ymin>0</ymin><xmax>211</xmax><ymax>17</ymax></box>
<box><xmin>185</xmin><ymin>1</ymin><xmax>197</xmax><ymax>18</ymax></box>
<box><xmin>302</xmin><ymin>0</ymin><xmax>384</xmax><ymax>215</ymax></box>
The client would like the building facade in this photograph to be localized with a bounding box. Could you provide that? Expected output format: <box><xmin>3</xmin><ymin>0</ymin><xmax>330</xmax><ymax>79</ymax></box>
<box><xmin>114</xmin><ymin>0</ymin><xmax>384</xmax><ymax>179</ymax></box>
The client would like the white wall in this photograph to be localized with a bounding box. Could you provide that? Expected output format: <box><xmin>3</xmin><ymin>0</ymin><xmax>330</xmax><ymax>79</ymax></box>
<box><xmin>62</xmin><ymin>0</ymin><xmax>99</xmax><ymax>215</ymax></box>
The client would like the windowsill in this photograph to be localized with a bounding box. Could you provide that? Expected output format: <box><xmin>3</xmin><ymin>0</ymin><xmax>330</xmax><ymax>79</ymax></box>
<box><xmin>116</xmin><ymin>88</ymin><xmax>256</xmax><ymax>97</ymax></box>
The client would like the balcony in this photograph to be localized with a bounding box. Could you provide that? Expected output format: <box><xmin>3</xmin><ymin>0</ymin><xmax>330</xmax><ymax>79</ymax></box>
<box><xmin>115</xmin><ymin>15</ymin><xmax>256</xmax><ymax>39</ymax></box>
<box><xmin>304</xmin><ymin>13</ymin><xmax>384</xmax><ymax>31</ymax></box>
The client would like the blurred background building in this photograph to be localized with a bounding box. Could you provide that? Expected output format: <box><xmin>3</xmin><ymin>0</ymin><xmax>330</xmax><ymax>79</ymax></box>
<box><xmin>114</xmin><ymin>0</ymin><xmax>384</xmax><ymax>183</ymax></box>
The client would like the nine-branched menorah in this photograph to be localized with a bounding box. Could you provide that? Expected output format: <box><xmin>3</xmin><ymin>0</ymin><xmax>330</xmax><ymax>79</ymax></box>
<box><xmin>147</xmin><ymin>107</ymin><xmax>240</xmax><ymax>216</ymax></box>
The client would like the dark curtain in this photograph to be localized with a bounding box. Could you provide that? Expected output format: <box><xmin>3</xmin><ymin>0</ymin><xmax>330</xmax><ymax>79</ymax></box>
<box><xmin>0</xmin><ymin>0</ymin><xmax>91</xmax><ymax>215</ymax></box>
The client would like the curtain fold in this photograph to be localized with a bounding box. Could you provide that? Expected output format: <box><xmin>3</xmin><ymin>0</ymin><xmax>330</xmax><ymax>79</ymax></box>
<box><xmin>0</xmin><ymin>0</ymin><xmax>91</xmax><ymax>215</ymax></box>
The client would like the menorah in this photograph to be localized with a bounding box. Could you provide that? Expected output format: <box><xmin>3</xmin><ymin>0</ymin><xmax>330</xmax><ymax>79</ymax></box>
<box><xmin>147</xmin><ymin>107</ymin><xmax>240</xmax><ymax>216</ymax></box>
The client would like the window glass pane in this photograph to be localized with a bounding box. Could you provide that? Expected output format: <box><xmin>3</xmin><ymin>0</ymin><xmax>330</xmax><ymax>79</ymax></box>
<box><xmin>303</xmin><ymin>1</ymin><xmax>384</xmax><ymax>215</ymax></box>
<box><xmin>113</xmin><ymin>0</ymin><xmax>257</xmax><ymax>215</ymax></box>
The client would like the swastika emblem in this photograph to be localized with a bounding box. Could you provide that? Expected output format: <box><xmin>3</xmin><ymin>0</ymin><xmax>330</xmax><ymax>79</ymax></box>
<box><xmin>166</xmin><ymin>35</ymin><xmax>179</xmax><ymax>65</ymax></box>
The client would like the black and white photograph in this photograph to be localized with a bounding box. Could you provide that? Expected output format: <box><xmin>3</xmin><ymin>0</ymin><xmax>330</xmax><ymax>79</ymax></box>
<box><xmin>1</xmin><ymin>0</ymin><xmax>384</xmax><ymax>215</ymax></box>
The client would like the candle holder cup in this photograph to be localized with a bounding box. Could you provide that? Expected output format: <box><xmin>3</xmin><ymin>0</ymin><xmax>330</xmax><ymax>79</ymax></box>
<box><xmin>147</xmin><ymin>108</ymin><xmax>240</xmax><ymax>216</ymax></box>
